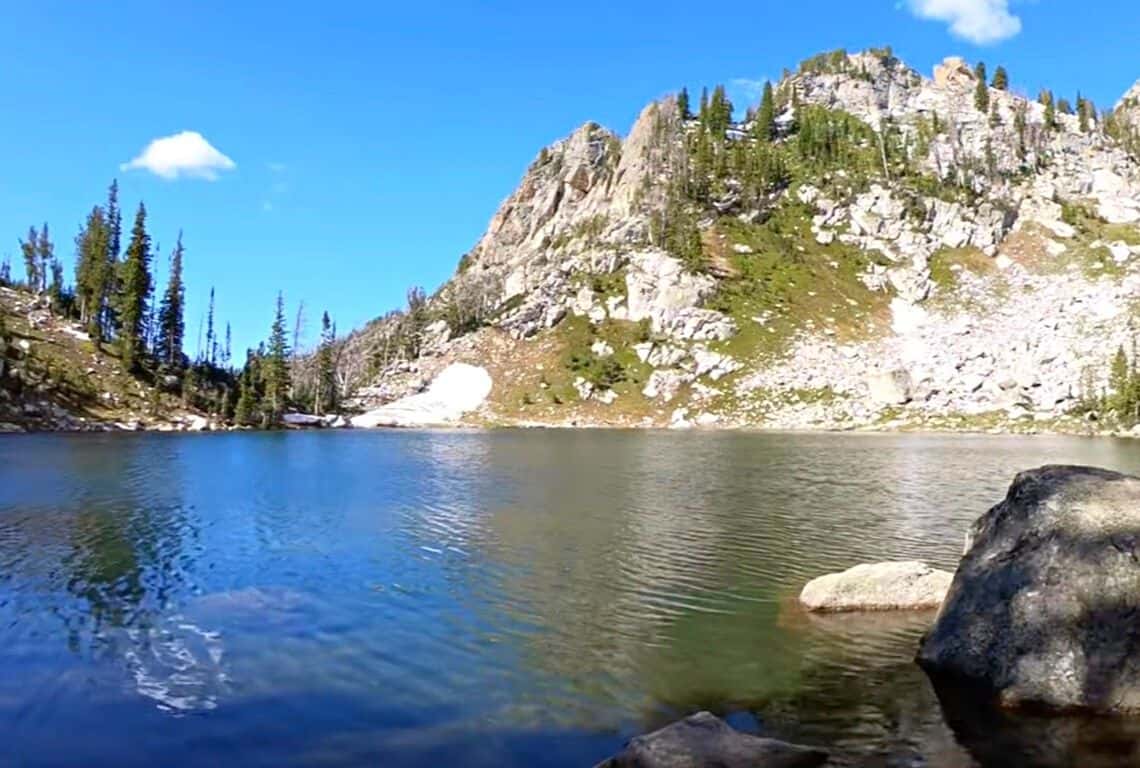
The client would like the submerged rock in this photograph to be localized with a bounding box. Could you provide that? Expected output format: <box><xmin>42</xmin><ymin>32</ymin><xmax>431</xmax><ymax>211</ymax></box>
<box><xmin>594</xmin><ymin>712</ymin><xmax>827</xmax><ymax>768</ymax></box>
<box><xmin>800</xmin><ymin>561</ymin><xmax>952</xmax><ymax>612</ymax></box>
<box><xmin>918</xmin><ymin>465</ymin><xmax>1140</xmax><ymax>713</ymax></box>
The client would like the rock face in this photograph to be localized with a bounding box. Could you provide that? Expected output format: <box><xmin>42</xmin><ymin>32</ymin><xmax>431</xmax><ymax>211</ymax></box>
<box><xmin>328</xmin><ymin>48</ymin><xmax>1140</xmax><ymax>432</ymax></box>
<box><xmin>594</xmin><ymin>712</ymin><xmax>828</xmax><ymax>768</ymax></box>
<box><xmin>800</xmin><ymin>561</ymin><xmax>952</xmax><ymax>612</ymax></box>
<box><xmin>351</xmin><ymin>363</ymin><xmax>492</xmax><ymax>428</ymax></box>
<box><xmin>918</xmin><ymin>465</ymin><xmax>1140</xmax><ymax>713</ymax></box>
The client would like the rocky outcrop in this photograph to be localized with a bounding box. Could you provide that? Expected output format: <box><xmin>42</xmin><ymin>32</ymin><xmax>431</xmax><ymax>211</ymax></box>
<box><xmin>800</xmin><ymin>561</ymin><xmax>952</xmax><ymax>612</ymax></box>
<box><xmin>594</xmin><ymin>712</ymin><xmax>828</xmax><ymax>768</ymax></box>
<box><xmin>330</xmin><ymin>48</ymin><xmax>1140</xmax><ymax>433</ymax></box>
<box><xmin>351</xmin><ymin>363</ymin><xmax>492</xmax><ymax>428</ymax></box>
<box><xmin>918</xmin><ymin>465</ymin><xmax>1140</xmax><ymax>713</ymax></box>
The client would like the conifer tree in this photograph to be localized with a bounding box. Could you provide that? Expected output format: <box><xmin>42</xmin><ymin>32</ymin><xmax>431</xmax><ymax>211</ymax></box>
<box><xmin>1077</xmin><ymin>94</ymin><xmax>1094</xmax><ymax>133</ymax></box>
<box><xmin>677</xmin><ymin>87</ymin><xmax>691</xmax><ymax>120</ymax></box>
<box><xmin>1040</xmin><ymin>89</ymin><xmax>1056</xmax><ymax>130</ymax></box>
<box><xmin>755</xmin><ymin>80</ymin><xmax>776</xmax><ymax>142</ymax></box>
<box><xmin>223</xmin><ymin>323</ymin><xmax>232</xmax><ymax>368</ymax></box>
<box><xmin>155</xmin><ymin>233</ymin><xmax>186</xmax><ymax>370</ymax></box>
<box><xmin>117</xmin><ymin>203</ymin><xmax>153</xmax><ymax>371</ymax></box>
<box><xmin>698</xmin><ymin>87</ymin><xmax>709</xmax><ymax>125</ymax></box>
<box><xmin>974</xmin><ymin>62</ymin><xmax>989</xmax><ymax>112</ymax></box>
<box><xmin>0</xmin><ymin>256</ymin><xmax>10</xmax><ymax>286</ymax></box>
<box><xmin>74</xmin><ymin>206</ymin><xmax>111</xmax><ymax>338</ymax></box>
<box><xmin>262</xmin><ymin>292</ymin><xmax>291</xmax><ymax>426</ymax></box>
<box><xmin>205</xmin><ymin>287</ymin><xmax>216</xmax><ymax>365</ymax></box>
<box><xmin>1057</xmin><ymin>98</ymin><xmax>1073</xmax><ymax>115</ymax></box>
<box><xmin>36</xmin><ymin>224</ymin><xmax>53</xmax><ymax>296</ymax></box>
<box><xmin>315</xmin><ymin>310</ymin><xmax>337</xmax><ymax>416</ymax></box>
<box><xmin>989</xmin><ymin>101</ymin><xmax>1001</xmax><ymax>128</ymax></box>
<box><xmin>991</xmin><ymin>66</ymin><xmax>1009</xmax><ymax>91</ymax></box>
<box><xmin>20</xmin><ymin>226</ymin><xmax>40</xmax><ymax>292</ymax></box>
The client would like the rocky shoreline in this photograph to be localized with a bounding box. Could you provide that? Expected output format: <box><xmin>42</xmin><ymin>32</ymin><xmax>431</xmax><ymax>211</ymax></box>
<box><xmin>596</xmin><ymin>465</ymin><xmax>1140</xmax><ymax>766</ymax></box>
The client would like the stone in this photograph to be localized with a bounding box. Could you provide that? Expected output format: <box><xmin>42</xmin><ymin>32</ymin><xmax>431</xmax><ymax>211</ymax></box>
<box><xmin>186</xmin><ymin>415</ymin><xmax>210</xmax><ymax>432</ymax></box>
<box><xmin>351</xmin><ymin>363</ymin><xmax>492</xmax><ymax>428</ymax></box>
<box><xmin>591</xmin><ymin>340</ymin><xmax>615</xmax><ymax>358</ymax></box>
<box><xmin>918</xmin><ymin>466</ymin><xmax>1140</xmax><ymax>713</ymax></box>
<box><xmin>594</xmin><ymin>711</ymin><xmax>827</xmax><ymax>768</ymax></box>
<box><xmin>800</xmin><ymin>561</ymin><xmax>952</xmax><ymax>612</ymax></box>
<box><xmin>867</xmin><ymin>369</ymin><xmax>912</xmax><ymax>405</ymax></box>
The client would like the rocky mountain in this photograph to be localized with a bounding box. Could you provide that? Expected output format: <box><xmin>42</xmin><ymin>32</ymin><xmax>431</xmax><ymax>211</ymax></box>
<box><xmin>339</xmin><ymin>49</ymin><xmax>1140</xmax><ymax>432</ymax></box>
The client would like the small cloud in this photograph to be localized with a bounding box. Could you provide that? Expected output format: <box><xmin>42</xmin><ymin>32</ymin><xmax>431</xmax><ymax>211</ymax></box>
<box><xmin>262</xmin><ymin>201</ymin><xmax>274</xmax><ymax>212</ymax></box>
<box><xmin>121</xmin><ymin>131</ymin><xmax>236</xmax><ymax>180</ymax></box>
<box><xmin>267</xmin><ymin>161</ymin><xmax>287</xmax><ymax>173</ymax></box>
<box><xmin>906</xmin><ymin>0</ymin><xmax>1022</xmax><ymax>45</ymax></box>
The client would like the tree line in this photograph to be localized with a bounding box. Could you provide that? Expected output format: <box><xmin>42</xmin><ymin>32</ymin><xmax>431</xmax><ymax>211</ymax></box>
<box><xmin>1</xmin><ymin>180</ymin><xmax>342</xmax><ymax>428</ymax></box>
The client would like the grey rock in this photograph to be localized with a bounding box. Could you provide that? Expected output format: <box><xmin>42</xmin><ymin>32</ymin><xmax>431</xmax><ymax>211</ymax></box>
<box><xmin>918</xmin><ymin>465</ymin><xmax>1140</xmax><ymax>713</ymax></box>
<box><xmin>594</xmin><ymin>712</ymin><xmax>827</xmax><ymax>768</ymax></box>
<box><xmin>800</xmin><ymin>561</ymin><xmax>952</xmax><ymax>612</ymax></box>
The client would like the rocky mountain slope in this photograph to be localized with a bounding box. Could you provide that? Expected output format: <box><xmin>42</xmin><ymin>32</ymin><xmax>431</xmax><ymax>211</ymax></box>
<box><xmin>0</xmin><ymin>286</ymin><xmax>210</xmax><ymax>432</ymax></box>
<box><xmin>340</xmin><ymin>49</ymin><xmax>1140</xmax><ymax>432</ymax></box>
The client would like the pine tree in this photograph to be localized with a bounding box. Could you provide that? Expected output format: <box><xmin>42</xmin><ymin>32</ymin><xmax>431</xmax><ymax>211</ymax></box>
<box><xmin>1014</xmin><ymin>101</ymin><xmax>1028</xmax><ymax>158</ymax></box>
<box><xmin>677</xmin><ymin>87</ymin><xmax>691</xmax><ymax>120</ymax></box>
<box><xmin>107</xmin><ymin>180</ymin><xmax>122</xmax><ymax>263</ymax></box>
<box><xmin>974</xmin><ymin>62</ymin><xmax>989</xmax><ymax>112</ymax></box>
<box><xmin>74</xmin><ymin>206</ymin><xmax>112</xmax><ymax>339</ymax></box>
<box><xmin>315</xmin><ymin>310</ymin><xmax>337</xmax><ymax>416</ymax></box>
<box><xmin>205</xmin><ymin>287</ymin><xmax>216</xmax><ymax>365</ymax></box>
<box><xmin>1077</xmin><ymin>94</ymin><xmax>1094</xmax><ymax>133</ymax></box>
<box><xmin>1057</xmin><ymin>98</ymin><xmax>1073</xmax><ymax>115</ymax></box>
<box><xmin>0</xmin><ymin>256</ymin><xmax>10</xmax><ymax>286</ymax></box>
<box><xmin>262</xmin><ymin>292</ymin><xmax>291</xmax><ymax>426</ymax></box>
<box><xmin>755</xmin><ymin>80</ymin><xmax>775</xmax><ymax>142</ymax></box>
<box><xmin>1111</xmin><ymin>345</ymin><xmax>1131</xmax><ymax>415</ymax></box>
<box><xmin>1040</xmin><ymin>89</ymin><xmax>1057</xmax><ymax>130</ymax></box>
<box><xmin>155</xmin><ymin>233</ymin><xmax>186</xmax><ymax>370</ymax></box>
<box><xmin>989</xmin><ymin>101</ymin><xmax>1001</xmax><ymax>128</ymax></box>
<box><xmin>223</xmin><ymin>323</ymin><xmax>232</xmax><ymax>368</ymax></box>
<box><xmin>20</xmin><ymin>226</ymin><xmax>40</xmax><ymax>292</ymax></box>
<box><xmin>36</xmin><ymin>224</ymin><xmax>53</xmax><ymax>296</ymax></box>
<box><xmin>698</xmin><ymin>87</ymin><xmax>709</xmax><ymax>125</ymax></box>
<box><xmin>117</xmin><ymin>203</ymin><xmax>153</xmax><ymax>371</ymax></box>
<box><xmin>991</xmin><ymin>66</ymin><xmax>1009</xmax><ymax>91</ymax></box>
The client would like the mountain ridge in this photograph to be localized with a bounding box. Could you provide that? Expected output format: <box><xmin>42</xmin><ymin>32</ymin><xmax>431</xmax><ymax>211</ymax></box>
<box><xmin>334</xmin><ymin>47</ymin><xmax>1140</xmax><ymax>432</ymax></box>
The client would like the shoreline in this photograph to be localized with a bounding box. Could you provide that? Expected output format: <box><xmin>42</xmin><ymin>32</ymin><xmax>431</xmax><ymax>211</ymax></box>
<box><xmin>1</xmin><ymin>414</ymin><xmax>1127</xmax><ymax>439</ymax></box>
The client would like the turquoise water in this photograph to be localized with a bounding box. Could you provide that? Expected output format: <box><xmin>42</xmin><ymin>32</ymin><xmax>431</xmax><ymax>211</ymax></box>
<box><xmin>3</xmin><ymin>430</ymin><xmax>1140</xmax><ymax>767</ymax></box>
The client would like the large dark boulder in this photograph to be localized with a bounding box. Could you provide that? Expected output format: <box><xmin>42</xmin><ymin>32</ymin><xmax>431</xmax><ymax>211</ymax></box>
<box><xmin>918</xmin><ymin>465</ymin><xmax>1140</xmax><ymax>713</ymax></box>
<box><xmin>593</xmin><ymin>712</ymin><xmax>827</xmax><ymax>768</ymax></box>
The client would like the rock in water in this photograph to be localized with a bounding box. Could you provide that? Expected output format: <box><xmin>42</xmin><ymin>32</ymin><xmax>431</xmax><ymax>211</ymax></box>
<box><xmin>351</xmin><ymin>363</ymin><xmax>492</xmax><ymax>428</ymax></box>
<box><xmin>918</xmin><ymin>465</ymin><xmax>1140</xmax><ymax>713</ymax></box>
<box><xmin>594</xmin><ymin>712</ymin><xmax>827</xmax><ymax>768</ymax></box>
<box><xmin>800</xmin><ymin>561</ymin><xmax>952</xmax><ymax>612</ymax></box>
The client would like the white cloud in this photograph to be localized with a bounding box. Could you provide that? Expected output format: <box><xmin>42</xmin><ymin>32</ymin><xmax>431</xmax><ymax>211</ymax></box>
<box><xmin>121</xmin><ymin>131</ymin><xmax>236</xmax><ymax>180</ymax></box>
<box><xmin>907</xmin><ymin>0</ymin><xmax>1022</xmax><ymax>44</ymax></box>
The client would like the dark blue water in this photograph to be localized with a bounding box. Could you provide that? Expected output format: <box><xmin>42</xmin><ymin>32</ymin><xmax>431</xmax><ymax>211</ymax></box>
<box><xmin>3</xmin><ymin>430</ymin><xmax>1140</xmax><ymax>767</ymax></box>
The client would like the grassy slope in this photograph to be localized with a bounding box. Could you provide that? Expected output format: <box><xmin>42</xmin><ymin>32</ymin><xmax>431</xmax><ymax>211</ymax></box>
<box><xmin>0</xmin><ymin>287</ymin><xmax>197</xmax><ymax>431</ymax></box>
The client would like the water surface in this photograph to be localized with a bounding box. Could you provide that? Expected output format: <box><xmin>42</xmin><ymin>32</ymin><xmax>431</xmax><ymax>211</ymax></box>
<box><xmin>3</xmin><ymin>430</ymin><xmax>1139</xmax><ymax>767</ymax></box>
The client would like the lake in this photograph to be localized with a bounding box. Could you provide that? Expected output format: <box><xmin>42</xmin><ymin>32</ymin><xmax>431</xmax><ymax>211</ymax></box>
<box><xmin>3</xmin><ymin>430</ymin><xmax>1140</xmax><ymax>767</ymax></box>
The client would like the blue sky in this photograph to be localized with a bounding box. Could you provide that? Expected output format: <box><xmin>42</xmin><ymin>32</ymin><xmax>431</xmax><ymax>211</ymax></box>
<box><xmin>2</xmin><ymin>0</ymin><xmax>1138</xmax><ymax>356</ymax></box>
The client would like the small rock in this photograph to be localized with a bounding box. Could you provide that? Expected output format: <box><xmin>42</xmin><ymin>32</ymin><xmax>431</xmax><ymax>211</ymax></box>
<box><xmin>594</xmin><ymin>711</ymin><xmax>827</xmax><ymax>768</ymax></box>
<box><xmin>800</xmin><ymin>561</ymin><xmax>952</xmax><ymax>612</ymax></box>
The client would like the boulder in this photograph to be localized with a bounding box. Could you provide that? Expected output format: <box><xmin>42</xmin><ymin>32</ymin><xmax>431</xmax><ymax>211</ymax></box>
<box><xmin>594</xmin><ymin>712</ymin><xmax>827</xmax><ymax>768</ymax></box>
<box><xmin>800</xmin><ymin>561</ymin><xmax>952</xmax><ymax>612</ymax></box>
<box><xmin>867</xmin><ymin>369</ymin><xmax>912</xmax><ymax>406</ymax></box>
<box><xmin>918</xmin><ymin>466</ymin><xmax>1140</xmax><ymax>713</ymax></box>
